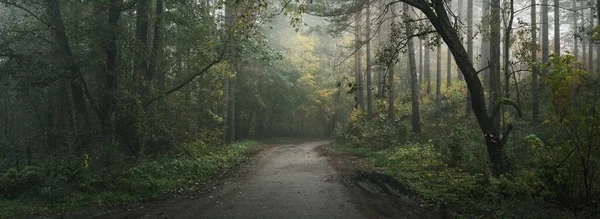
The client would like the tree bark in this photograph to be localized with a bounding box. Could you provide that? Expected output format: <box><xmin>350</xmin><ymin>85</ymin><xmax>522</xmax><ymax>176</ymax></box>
<box><xmin>365</xmin><ymin>1</ymin><xmax>373</xmax><ymax>119</ymax></box>
<box><xmin>446</xmin><ymin>45</ymin><xmax>452</xmax><ymax>88</ymax></box>
<box><xmin>45</xmin><ymin>0</ymin><xmax>91</xmax><ymax>139</ymax></box>
<box><xmin>490</xmin><ymin>0</ymin><xmax>501</xmax><ymax>132</ymax></box>
<box><xmin>404</xmin><ymin>3</ymin><xmax>421</xmax><ymax>133</ymax></box>
<box><xmin>103</xmin><ymin>0</ymin><xmax>122</xmax><ymax>136</ymax></box>
<box><xmin>401</xmin><ymin>0</ymin><xmax>510</xmax><ymax>176</ymax></box>
<box><xmin>355</xmin><ymin>11</ymin><xmax>364</xmax><ymax>111</ymax></box>
<box><xmin>504</xmin><ymin>0</ymin><xmax>514</xmax><ymax>100</ymax></box>
<box><xmin>419</xmin><ymin>38</ymin><xmax>423</xmax><ymax>86</ymax></box>
<box><xmin>588</xmin><ymin>8</ymin><xmax>593</xmax><ymax>74</ymax></box>
<box><xmin>466</xmin><ymin>0</ymin><xmax>473</xmax><ymax>115</ymax></box>
<box><xmin>583</xmin><ymin>7</ymin><xmax>587</xmax><ymax>70</ymax></box>
<box><xmin>596</xmin><ymin>0</ymin><xmax>600</xmax><ymax>74</ymax></box>
<box><xmin>388</xmin><ymin>2</ymin><xmax>397</xmax><ymax>120</ymax></box>
<box><xmin>425</xmin><ymin>36</ymin><xmax>431</xmax><ymax>95</ymax></box>
<box><xmin>148</xmin><ymin>0</ymin><xmax>165</xmax><ymax>92</ymax></box>
<box><xmin>554</xmin><ymin>0</ymin><xmax>560</xmax><ymax>55</ymax></box>
<box><xmin>436</xmin><ymin>44</ymin><xmax>442</xmax><ymax>113</ymax></box>
<box><xmin>224</xmin><ymin>0</ymin><xmax>237</xmax><ymax>143</ymax></box>
<box><xmin>531</xmin><ymin>0</ymin><xmax>539</xmax><ymax>123</ymax></box>
<box><xmin>480</xmin><ymin>0</ymin><xmax>490</xmax><ymax>90</ymax></box>
<box><xmin>573</xmin><ymin>0</ymin><xmax>578</xmax><ymax>61</ymax></box>
<box><xmin>457</xmin><ymin>0</ymin><xmax>464</xmax><ymax>81</ymax></box>
<box><xmin>136</xmin><ymin>0</ymin><xmax>150</xmax><ymax>86</ymax></box>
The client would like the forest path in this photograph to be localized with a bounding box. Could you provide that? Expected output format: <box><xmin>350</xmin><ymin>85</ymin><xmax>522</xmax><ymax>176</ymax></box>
<box><xmin>48</xmin><ymin>141</ymin><xmax>436</xmax><ymax>219</ymax></box>
<box><xmin>148</xmin><ymin>141</ymin><xmax>366</xmax><ymax>219</ymax></box>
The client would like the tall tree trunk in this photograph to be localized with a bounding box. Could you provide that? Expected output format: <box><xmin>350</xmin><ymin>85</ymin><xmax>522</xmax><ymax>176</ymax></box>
<box><xmin>224</xmin><ymin>0</ymin><xmax>237</xmax><ymax>143</ymax></box>
<box><xmin>589</xmin><ymin>8</ymin><xmax>594</xmax><ymax>74</ymax></box>
<box><xmin>583</xmin><ymin>5</ymin><xmax>587</xmax><ymax>70</ymax></box>
<box><xmin>457</xmin><ymin>0</ymin><xmax>464</xmax><ymax>81</ymax></box>
<box><xmin>388</xmin><ymin>60</ymin><xmax>396</xmax><ymax>120</ymax></box>
<box><xmin>542</xmin><ymin>0</ymin><xmax>549</xmax><ymax>79</ymax></box>
<box><xmin>574</xmin><ymin>0</ymin><xmax>578</xmax><ymax>60</ymax></box>
<box><xmin>490</xmin><ymin>0</ymin><xmax>501</xmax><ymax>132</ymax></box>
<box><xmin>45</xmin><ymin>0</ymin><xmax>91</xmax><ymax>138</ymax></box>
<box><xmin>419</xmin><ymin>38</ymin><xmax>423</xmax><ymax>86</ymax></box>
<box><xmin>466</xmin><ymin>0</ymin><xmax>473</xmax><ymax>115</ymax></box>
<box><xmin>554</xmin><ymin>0</ymin><xmax>560</xmax><ymax>55</ymax></box>
<box><xmin>425</xmin><ymin>36</ymin><xmax>431</xmax><ymax>95</ymax></box>
<box><xmin>365</xmin><ymin>2</ymin><xmax>373</xmax><ymax>119</ymax></box>
<box><xmin>388</xmin><ymin>2</ymin><xmax>397</xmax><ymax>120</ymax></box>
<box><xmin>136</xmin><ymin>0</ymin><xmax>150</xmax><ymax>87</ymax></box>
<box><xmin>596</xmin><ymin>0</ymin><xmax>600</xmax><ymax>74</ymax></box>
<box><xmin>103</xmin><ymin>0</ymin><xmax>122</xmax><ymax>136</ymax></box>
<box><xmin>436</xmin><ymin>44</ymin><xmax>442</xmax><ymax>113</ymax></box>
<box><xmin>405</xmin><ymin>3</ymin><xmax>421</xmax><ymax>133</ymax></box>
<box><xmin>480</xmin><ymin>0</ymin><xmax>490</xmax><ymax>90</ymax></box>
<box><xmin>376</xmin><ymin>0</ymin><xmax>385</xmax><ymax>98</ymax></box>
<box><xmin>148</xmin><ymin>0</ymin><xmax>165</xmax><ymax>92</ymax></box>
<box><xmin>355</xmin><ymin>11</ymin><xmax>364</xmax><ymax>111</ymax></box>
<box><xmin>447</xmin><ymin>46</ymin><xmax>452</xmax><ymax>88</ymax></box>
<box><xmin>504</xmin><ymin>0</ymin><xmax>514</xmax><ymax>100</ymax></box>
<box><xmin>532</xmin><ymin>0</ymin><xmax>539</xmax><ymax>123</ymax></box>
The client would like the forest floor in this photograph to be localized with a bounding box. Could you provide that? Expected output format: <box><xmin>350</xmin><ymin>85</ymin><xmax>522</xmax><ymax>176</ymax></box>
<box><xmin>37</xmin><ymin>141</ymin><xmax>437</xmax><ymax>219</ymax></box>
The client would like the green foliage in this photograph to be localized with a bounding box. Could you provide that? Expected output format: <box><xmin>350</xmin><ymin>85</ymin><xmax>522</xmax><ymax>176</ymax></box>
<box><xmin>0</xmin><ymin>141</ymin><xmax>262</xmax><ymax>218</ymax></box>
<box><xmin>336</xmin><ymin>110</ymin><xmax>408</xmax><ymax>149</ymax></box>
<box><xmin>332</xmin><ymin>141</ymin><xmax>574</xmax><ymax>218</ymax></box>
<box><xmin>0</xmin><ymin>166</ymin><xmax>44</xmax><ymax>199</ymax></box>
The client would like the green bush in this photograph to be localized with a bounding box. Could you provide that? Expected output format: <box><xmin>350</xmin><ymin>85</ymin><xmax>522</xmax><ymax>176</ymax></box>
<box><xmin>0</xmin><ymin>166</ymin><xmax>44</xmax><ymax>199</ymax></box>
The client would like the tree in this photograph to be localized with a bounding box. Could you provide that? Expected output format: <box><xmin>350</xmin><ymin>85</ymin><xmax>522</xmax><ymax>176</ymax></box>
<box><xmin>436</xmin><ymin>43</ymin><xmax>442</xmax><ymax>113</ymax></box>
<box><xmin>148</xmin><ymin>0</ymin><xmax>165</xmax><ymax>92</ymax></box>
<box><xmin>135</xmin><ymin>0</ymin><xmax>150</xmax><ymax>87</ymax></box>
<box><xmin>597</xmin><ymin>0</ymin><xmax>600</xmax><ymax>72</ymax></box>
<box><xmin>355</xmin><ymin>10</ymin><xmax>364</xmax><ymax>111</ymax></box>
<box><xmin>425</xmin><ymin>36</ymin><xmax>431</xmax><ymax>95</ymax></box>
<box><xmin>365</xmin><ymin>1</ymin><xmax>373</xmax><ymax>119</ymax></box>
<box><xmin>399</xmin><ymin>0</ymin><xmax>513</xmax><ymax>176</ymax></box>
<box><xmin>479</xmin><ymin>0</ymin><xmax>491</xmax><ymax>90</ymax></box>
<box><xmin>554</xmin><ymin>0</ymin><xmax>560</xmax><ymax>55</ymax></box>
<box><xmin>466</xmin><ymin>0</ymin><xmax>473</xmax><ymax>115</ymax></box>
<box><xmin>532</xmin><ymin>0</ymin><xmax>539</xmax><ymax>122</ymax></box>
<box><xmin>447</xmin><ymin>46</ymin><xmax>452</xmax><ymax>88</ymax></box>
<box><xmin>404</xmin><ymin>3</ymin><xmax>421</xmax><ymax>133</ymax></box>
<box><xmin>388</xmin><ymin>1</ymin><xmax>397</xmax><ymax>120</ymax></box>
<box><xmin>224</xmin><ymin>0</ymin><xmax>237</xmax><ymax>143</ymax></box>
<box><xmin>419</xmin><ymin>38</ymin><xmax>423</xmax><ymax>85</ymax></box>
<box><xmin>503</xmin><ymin>0</ymin><xmax>515</xmax><ymax>100</ymax></box>
<box><xmin>573</xmin><ymin>0</ymin><xmax>578</xmax><ymax>66</ymax></box>
<box><xmin>457</xmin><ymin>0</ymin><xmax>464</xmax><ymax>81</ymax></box>
<box><xmin>44</xmin><ymin>0</ymin><xmax>93</xmax><ymax>146</ymax></box>
<box><xmin>489</xmin><ymin>0</ymin><xmax>501</xmax><ymax>132</ymax></box>
<box><xmin>588</xmin><ymin>7</ymin><xmax>594</xmax><ymax>73</ymax></box>
<box><xmin>542</xmin><ymin>0</ymin><xmax>549</xmax><ymax>79</ymax></box>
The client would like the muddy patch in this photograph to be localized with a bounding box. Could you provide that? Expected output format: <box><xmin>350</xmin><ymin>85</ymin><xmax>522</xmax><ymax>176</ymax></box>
<box><xmin>317</xmin><ymin>144</ymin><xmax>441</xmax><ymax>219</ymax></box>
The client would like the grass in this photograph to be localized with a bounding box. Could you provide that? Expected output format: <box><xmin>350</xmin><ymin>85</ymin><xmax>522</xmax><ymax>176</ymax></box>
<box><xmin>0</xmin><ymin>140</ymin><xmax>264</xmax><ymax>218</ymax></box>
<box><xmin>330</xmin><ymin>141</ymin><xmax>575</xmax><ymax>219</ymax></box>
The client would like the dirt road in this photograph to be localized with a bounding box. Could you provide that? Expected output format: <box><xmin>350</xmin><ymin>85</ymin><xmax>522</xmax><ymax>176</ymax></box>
<box><xmin>157</xmin><ymin>141</ymin><xmax>365</xmax><ymax>218</ymax></box>
<box><xmin>48</xmin><ymin>141</ymin><xmax>436</xmax><ymax>219</ymax></box>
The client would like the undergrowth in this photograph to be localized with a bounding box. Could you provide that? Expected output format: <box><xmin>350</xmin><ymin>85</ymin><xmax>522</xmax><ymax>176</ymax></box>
<box><xmin>0</xmin><ymin>140</ymin><xmax>262</xmax><ymax>218</ymax></box>
<box><xmin>333</xmin><ymin>80</ymin><xmax>600</xmax><ymax>218</ymax></box>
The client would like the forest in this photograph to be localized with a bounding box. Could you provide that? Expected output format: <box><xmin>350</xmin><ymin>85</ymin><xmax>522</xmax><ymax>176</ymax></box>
<box><xmin>0</xmin><ymin>0</ymin><xmax>599</xmax><ymax>218</ymax></box>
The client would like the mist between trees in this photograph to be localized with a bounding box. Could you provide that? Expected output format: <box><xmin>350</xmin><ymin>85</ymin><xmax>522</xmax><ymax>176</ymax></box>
<box><xmin>1</xmin><ymin>0</ymin><xmax>600</xmax><ymax>218</ymax></box>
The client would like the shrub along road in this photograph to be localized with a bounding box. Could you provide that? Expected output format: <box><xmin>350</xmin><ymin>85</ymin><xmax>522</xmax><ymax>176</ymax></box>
<box><xmin>45</xmin><ymin>141</ymin><xmax>436</xmax><ymax>219</ymax></box>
